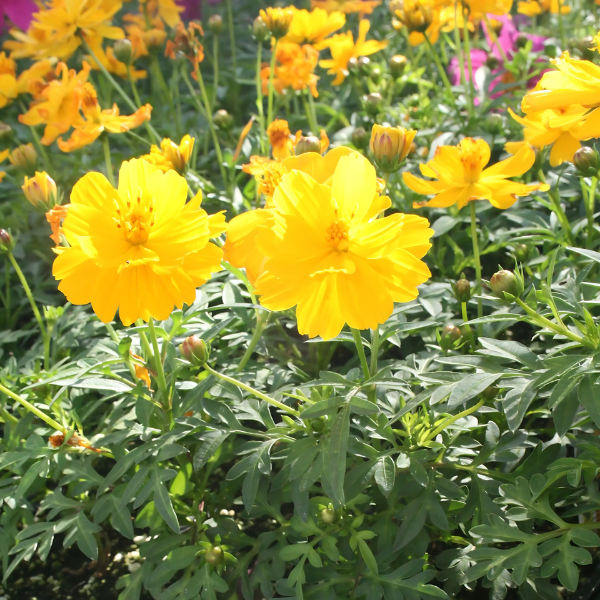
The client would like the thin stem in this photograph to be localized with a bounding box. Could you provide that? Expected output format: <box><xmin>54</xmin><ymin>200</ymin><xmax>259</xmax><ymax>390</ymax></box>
<box><xmin>0</xmin><ymin>382</ymin><xmax>63</xmax><ymax>431</ymax></box>
<box><xmin>351</xmin><ymin>328</ymin><xmax>371</xmax><ymax>380</ymax></box>
<box><xmin>255</xmin><ymin>42</ymin><xmax>267</xmax><ymax>154</ymax></box>
<box><xmin>469</xmin><ymin>202</ymin><xmax>483</xmax><ymax>335</ymax></box>
<box><xmin>4</xmin><ymin>256</ymin><xmax>10</xmax><ymax>327</ymax></box>
<box><xmin>204</xmin><ymin>364</ymin><xmax>299</xmax><ymax>416</ymax></box>
<box><xmin>105</xmin><ymin>323</ymin><xmax>138</xmax><ymax>380</ymax></box>
<box><xmin>369</xmin><ymin>328</ymin><xmax>380</xmax><ymax>377</ymax></box>
<box><xmin>221</xmin><ymin>260</ymin><xmax>257</xmax><ymax>305</ymax></box>
<box><xmin>194</xmin><ymin>64</ymin><xmax>228</xmax><ymax>185</ymax></box>
<box><xmin>557</xmin><ymin>0</ymin><xmax>565</xmax><ymax>50</ymax></box>
<box><xmin>302</xmin><ymin>92</ymin><xmax>318</xmax><ymax>134</ymax></box>
<box><xmin>8</xmin><ymin>253</ymin><xmax>48</xmax><ymax>370</ymax></box>
<box><xmin>453</xmin><ymin>3</ymin><xmax>470</xmax><ymax>115</ymax></box>
<box><xmin>587</xmin><ymin>176</ymin><xmax>597</xmax><ymax>247</ymax></box>
<box><xmin>212</xmin><ymin>35</ymin><xmax>219</xmax><ymax>109</ymax></box>
<box><xmin>424</xmin><ymin>33</ymin><xmax>458</xmax><ymax>112</ymax></box>
<box><xmin>307</xmin><ymin>91</ymin><xmax>318</xmax><ymax>133</ymax></box>
<box><xmin>461</xmin><ymin>3</ymin><xmax>476</xmax><ymax>108</ymax></box>
<box><xmin>425</xmin><ymin>398</ymin><xmax>485</xmax><ymax>442</ymax></box>
<box><xmin>539</xmin><ymin>169</ymin><xmax>574</xmax><ymax>244</ymax></box>
<box><xmin>226</xmin><ymin>0</ymin><xmax>238</xmax><ymax>74</ymax></box>
<box><xmin>147</xmin><ymin>319</ymin><xmax>168</xmax><ymax>396</ymax></box>
<box><xmin>483</xmin><ymin>14</ymin><xmax>509</xmax><ymax>64</ymax></box>
<box><xmin>267</xmin><ymin>39</ymin><xmax>279</xmax><ymax>129</ymax></box>
<box><xmin>126</xmin><ymin>66</ymin><xmax>155</xmax><ymax>143</ymax></box>
<box><xmin>237</xmin><ymin>312</ymin><xmax>273</xmax><ymax>372</ymax></box>
<box><xmin>102</xmin><ymin>135</ymin><xmax>115</xmax><ymax>187</ymax></box>
<box><xmin>461</xmin><ymin>301</ymin><xmax>475</xmax><ymax>348</ymax></box>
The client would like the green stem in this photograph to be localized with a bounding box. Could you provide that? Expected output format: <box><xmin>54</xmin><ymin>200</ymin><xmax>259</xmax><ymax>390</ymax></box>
<box><xmin>369</xmin><ymin>328</ymin><xmax>380</xmax><ymax>377</ymax></box>
<box><xmin>147</xmin><ymin>319</ymin><xmax>168</xmax><ymax>396</ymax></box>
<box><xmin>8</xmin><ymin>253</ymin><xmax>48</xmax><ymax>370</ymax></box>
<box><xmin>237</xmin><ymin>312</ymin><xmax>273</xmax><ymax>372</ymax></box>
<box><xmin>4</xmin><ymin>256</ymin><xmax>10</xmax><ymax>327</ymax></box>
<box><xmin>221</xmin><ymin>260</ymin><xmax>257</xmax><ymax>305</ymax></box>
<box><xmin>302</xmin><ymin>92</ymin><xmax>318</xmax><ymax>134</ymax></box>
<box><xmin>469</xmin><ymin>202</ymin><xmax>483</xmax><ymax>335</ymax></box>
<box><xmin>425</xmin><ymin>398</ymin><xmax>485</xmax><ymax>442</ymax></box>
<box><xmin>461</xmin><ymin>301</ymin><xmax>475</xmax><ymax>349</ymax></box>
<box><xmin>267</xmin><ymin>39</ymin><xmax>279</xmax><ymax>129</ymax></box>
<box><xmin>226</xmin><ymin>0</ymin><xmax>238</xmax><ymax>74</ymax></box>
<box><xmin>0</xmin><ymin>382</ymin><xmax>63</xmax><ymax>431</ymax></box>
<box><xmin>308</xmin><ymin>91</ymin><xmax>318</xmax><ymax>133</ymax></box>
<box><xmin>515</xmin><ymin>298</ymin><xmax>595</xmax><ymax>348</ymax></box>
<box><xmin>453</xmin><ymin>3</ymin><xmax>469</xmax><ymax>114</ymax></box>
<box><xmin>105</xmin><ymin>323</ymin><xmax>138</xmax><ymax>380</ymax></box>
<box><xmin>461</xmin><ymin>3</ymin><xmax>476</xmax><ymax>109</ymax></box>
<box><xmin>255</xmin><ymin>42</ymin><xmax>267</xmax><ymax>154</ymax></box>
<box><xmin>587</xmin><ymin>176</ymin><xmax>597</xmax><ymax>247</ymax></box>
<box><xmin>203</xmin><ymin>364</ymin><xmax>299</xmax><ymax>416</ymax></box>
<box><xmin>557</xmin><ymin>0</ymin><xmax>565</xmax><ymax>50</ymax></box>
<box><xmin>126</xmin><ymin>66</ymin><xmax>155</xmax><ymax>143</ymax></box>
<box><xmin>212</xmin><ymin>35</ymin><xmax>219</xmax><ymax>109</ymax></box>
<box><xmin>424</xmin><ymin>33</ymin><xmax>458</xmax><ymax>112</ymax></box>
<box><xmin>539</xmin><ymin>170</ymin><xmax>574</xmax><ymax>244</ymax></box>
<box><xmin>351</xmin><ymin>328</ymin><xmax>371</xmax><ymax>380</ymax></box>
<box><xmin>483</xmin><ymin>14</ymin><xmax>509</xmax><ymax>64</ymax></box>
<box><xmin>102</xmin><ymin>135</ymin><xmax>115</xmax><ymax>187</ymax></box>
<box><xmin>194</xmin><ymin>64</ymin><xmax>228</xmax><ymax>186</ymax></box>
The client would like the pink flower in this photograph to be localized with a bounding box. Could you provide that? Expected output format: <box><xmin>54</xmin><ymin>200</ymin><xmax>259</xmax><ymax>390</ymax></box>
<box><xmin>0</xmin><ymin>0</ymin><xmax>37</xmax><ymax>33</ymax></box>
<box><xmin>177</xmin><ymin>0</ymin><xmax>223</xmax><ymax>21</ymax></box>
<box><xmin>482</xmin><ymin>13</ymin><xmax>545</xmax><ymax>61</ymax></box>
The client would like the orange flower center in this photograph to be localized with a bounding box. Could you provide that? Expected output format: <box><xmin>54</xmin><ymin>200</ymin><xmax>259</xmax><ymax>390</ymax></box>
<box><xmin>326</xmin><ymin>219</ymin><xmax>350</xmax><ymax>251</ymax></box>
<box><xmin>114</xmin><ymin>190</ymin><xmax>155</xmax><ymax>245</ymax></box>
<box><xmin>459</xmin><ymin>141</ymin><xmax>487</xmax><ymax>183</ymax></box>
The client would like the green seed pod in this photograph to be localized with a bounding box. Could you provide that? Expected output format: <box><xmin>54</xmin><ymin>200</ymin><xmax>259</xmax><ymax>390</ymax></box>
<box><xmin>351</xmin><ymin>126</ymin><xmax>369</xmax><ymax>150</ymax></box>
<box><xmin>114</xmin><ymin>39</ymin><xmax>133</xmax><ymax>64</ymax></box>
<box><xmin>573</xmin><ymin>146</ymin><xmax>600</xmax><ymax>178</ymax></box>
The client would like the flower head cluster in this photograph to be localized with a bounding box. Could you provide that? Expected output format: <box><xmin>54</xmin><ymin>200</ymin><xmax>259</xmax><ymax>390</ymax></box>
<box><xmin>318</xmin><ymin>19</ymin><xmax>388</xmax><ymax>85</ymax></box>
<box><xmin>57</xmin><ymin>83</ymin><xmax>151</xmax><ymax>152</ymax></box>
<box><xmin>404</xmin><ymin>138</ymin><xmax>548</xmax><ymax>210</ymax></box>
<box><xmin>142</xmin><ymin>134</ymin><xmax>195</xmax><ymax>174</ymax></box>
<box><xmin>52</xmin><ymin>159</ymin><xmax>226</xmax><ymax>325</ymax></box>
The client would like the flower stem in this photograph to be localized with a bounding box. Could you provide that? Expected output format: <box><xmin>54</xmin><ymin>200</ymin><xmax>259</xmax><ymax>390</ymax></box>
<box><xmin>453</xmin><ymin>3</ymin><xmax>471</xmax><ymax>116</ymax></box>
<box><xmin>302</xmin><ymin>91</ymin><xmax>318</xmax><ymax>135</ymax></box>
<box><xmin>105</xmin><ymin>323</ymin><xmax>138</xmax><ymax>381</ymax></box>
<box><xmin>469</xmin><ymin>202</ymin><xmax>483</xmax><ymax>336</ymax></box>
<box><xmin>212</xmin><ymin>35</ymin><xmax>219</xmax><ymax>109</ymax></box>
<box><xmin>586</xmin><ymin>176</ymin><xmax>597</xmax><ymax>248</ymax></box>
<box><xmin>226</xmin><ymin>0</ymin><xmax>238</xmax><ymax>74</ymax></box>
<box><xmin>8</xmin><ymin>252</ymin><xmax>49</xmax><ymax>370</ymax></box>
<box><xmin>461</xmin><ymin>2</ymin><xmax>476</xmax><ymax>108</ymax></box>
<box><xmin>147</xmin><ymin>319</ymin><xmax>168</xmax><ymax>397</ymax></box>
<box><xmin>0</xmin><ymin>382</ymin><xmax>63</xmax><ymax>431</ymax></box>
<box><xmin>369</xmin><ymin>328</ymin><xmax>380</xmax><ymax>377</ymax></box>
<box><xmin>425</xmin><ymin>398</ymin><xmax>485</xmax><ymax>442</ymax></box>
<box><xmin>483</xmin><ymin>14</ymin><xmax>509</xmax><ymax>64</ymax></box>
<box><xmin>267</xmin><ymin>39</ymin><xmax>279</xmax><ymax>128</ymax></box>
<box><xmin>351</xmin><ymin>328</ymin><xmax>371</xmax><ymax>380</ymax></box>
<box><xmin>102</xmin><ymin>135</ymin><xmax>115</xmax><ymax>187</ymax></box>
<box><xmin>424</xmin><ymin>33</ymin><xmax>457</xmax><ymax>112</ymax></box>
<box><xmin>538</xmin><ymin>169</ymin><xmax>574</xmax><ymax>244</ymax></box>
<box><xmin>126</xmin><ymin>66</ymin><xmax>155</xmax><ymax>143</ymax></box>
<box><xmin>461</xmin><ymin>301</ymin><xmax>475</xmax><ymax>349</ymax></box>
<box><xmin>203</xmin><ymin>363</ymin><xmax>299</xmax><ymax>416</ymax></box>
<box><xmin>193</xmin><ymin>64</ymin><xmax>228</xmax><ymax>186</ymax></box>
<box><xmin>255</xmin><ymin>42</ymin><xmax>267</xmax><ymax>154</ymax></box>
<box><xmin>237</xmin><ymin>312</ymin><xmax>273</xmax><ymax>372</ymax></box>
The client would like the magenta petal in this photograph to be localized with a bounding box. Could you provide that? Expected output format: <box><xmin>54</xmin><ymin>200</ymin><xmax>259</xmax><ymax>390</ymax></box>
<box><xmin>3</xmin><ymin>0</ymin><xmax>37</xmax><ymax>31</ymax></box>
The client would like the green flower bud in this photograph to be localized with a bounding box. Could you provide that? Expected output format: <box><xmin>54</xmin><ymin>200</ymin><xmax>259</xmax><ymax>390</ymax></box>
<box><xmin>252</xmin><ymin>16</ymin><xmax>270</xmax><ymax>43</ymax></box>
<box><xmin>442</xmin><ymin>324</ymin><xmax>462</xmax><ymax>343</ymax></box>
<box><xmin>369</xmin><ymin>66</ymin><xmax>382</xmax><ymax>84</ymax></box>
<box><xmin>9</xmin><ymin>143</ymin><xmax>37</xmax><ymax>175</ymax></box>
<box><xmin>482</xmin><ymin>386</ymin><xmax>499</xmax><ymax>401</ymax></box>
<box><xmin>357</xmin><ymin>56</ymin><xmax>371</xmax><ymax>72</ymax></box>
<box><xmin>369</xmin><ymin>124</ymin><xmax>416</xmax><ymax>173</ymax></box>
<box><xmin>577</xmin><ymin>36</ymin><xmax>595</xmax><ymax>60</ymax></box>
<box><xmin>490</xmin><ymin>269</ymin><xmax>520</xmax><ymax>299</ymax></box>
<box><xmin>351</xmin><ymin>126</ymin><xmax>369</xmax><ymax>150</ymax></box>
<box><xmin>573</xmin><ymin>146</ymin><xmax>600</xmax><ymax>178</ymax></box>
<box><xmin>320</xmin><ymin>508</ymin><xmax>336</xmax><ymax>524</ymax></box>
<box><xmin>205</xmin><ymin>546</ymin><xmax>224</xmax><ymax>565</ymax></box>
<box><xmin>389</xmin><ymin>54</ymin><xmax>408</xmax><ymax>78</ymax></box>
<box><xmin>454</xmin><ymin>277</ymin><xmax>471</xmax><ymax>303</ymax></box>
<box><xmin>485</xmin><ymin>54</ymin><xmax>500</xmax><ymax>70</ymax></box>
<box><xmin>515</xmin><ymin>33</ymin><xmax>528</xmax><ymax>49</ymax></box>
<box><xmin>113</xmin><ymin>39</ymin><xmax>133</xmax><ymax>64</ymax></box>
<box><xmin>208</xmin><ymin>14</ymin><xmax>223</xmax><ymax>34</ymax></box>
<box><xmin>0</xmin><ymin>122</ymin><xmax>12</xmax><ymax>142</ymax></box>
<box><xmin>514</xmin><ymin>243</ymin><xmax>530</xmax><ymax>262</ymax></box>
<box><xmin>180</xmin><ymin>336</ymin><xmax>210</xmax><ymax>366</ymax></box>
<box><xmin>364</xmin><ymin>92</ymin><xmax>383</xmax><ymax>117</ymax></box>
<box><xmin>484</xmin><ymin>113</ymin><xmax>503</xmax><ymax>135</ymax></box>
<box><xmin>295</xmin><ymin>135</ymin><xmax>322</xmax><ymax>155</ymax></box>
<box><xmin>213</xmin><ymin>109</ymin><xmax>233</xmax><ymax>130</ymax></box>
<box><xmin>0</xmin><ymin>229</ymin><xmax>14</xmax><ymax>254</ymax></box>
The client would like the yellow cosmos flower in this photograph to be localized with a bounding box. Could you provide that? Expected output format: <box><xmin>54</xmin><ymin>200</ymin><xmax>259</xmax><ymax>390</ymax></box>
<box><xmin>259</xmin><ymin>7</ymin><xmax>295</xmax><ymax>39</ymax></box>
<box><xmin>19</xmin><ymin>62</ymin><xmax>91</xmax><ymax>146</ymax></box>
<box><xmin>124</xmin><ymin>12</ymin><xmax>167</xmax><ymax>58</ymax></box>
<box><xmin>250</xmin><ymin>152</ymin><xmax>432</xmax><ymax>341</ymax></box>
<box><xmin>518</xmin><ymin>0</ymin><xmax>569</xmax><ymax>14</ymax></box>
<box><xmin>226</xmin><ymin>147</ymin><xmax>358</xmax><ymax>286</ymax></box>
<box><xmin>142</xmin><ymin>134</ymin><xmax>195</xmax><ymax>173</ymax></box>
<box><xmin>141</xmin><ymin>0</ymin><xmax>183</xmax><ymax>28</ymax></box>
<box><xmin>319</xmin><ymin>19</ymin><xmax>388</xmax><ymax>85</ymax></box>
<box><xmin>22</xmin><ymin>171</ymin><xmax>58</xmax><ymax>210</ymax></box>
<box><xmin>0</xmin><ymin>149</ymin><xmax>9</xmax><ymax>183</ymax></box>
<box><xmin>311</xmin><ymin>0</ymin><xmax>382</xmax><ymax>16</ymax></box>
<box><xmin>86</xmin><ymin>44</ymin><xmax>147</xmax><ymax>81</ymax></box>
<box><xmin>403</xmin><ymin>138</ymin><xmax>548</xmax><ymax>210</ymax></box>
<box><xmin>517</xmin><ymin>0</ymin><xmax>542</xmax><ymax>15</ymax></box>
<box><xmin>0</xmin><ymin>56</ymin><xmax>55</xmax><ymax>108</ymax></box>
<box><xmin>392</xmin><ymin>0</ymin><xmax>442</xmax><ymax>46</ymax></box>
<box><xmin>522</xmin><ymin>53</ymin><xmax>600</xmax><ymax>138</ymax></box>
<box><xmin>57</xmin><ymin>83</ymin><xmax>152</xmax><ymax>152</ymax></box>
<box><xmin>465</xmin><ymin>0</ymin><xmax>513</xmax><ymax>18</ymax></box>
<box><xmin>52</xmin><ymin>159</ymin><xmax>225</xmax><ymax>326</ymax></box>
<box><xmin>507</xmin><ymin>106</ymin><xmax>587</xmax><ymax>167</ymax></box>
<box><xmin>282</xmin><ymin>7</ymin><xmax>345</xmax><ymax>45</ymax></box>
<box><xmin>261</xmin><ymin>42</ymin><xmax>320</xmax><ymax>99</ymax></box>
<box><xmin>27</xmin><ymin>0</ymin><xmax>125</xmax><ymax>60</ymax></box>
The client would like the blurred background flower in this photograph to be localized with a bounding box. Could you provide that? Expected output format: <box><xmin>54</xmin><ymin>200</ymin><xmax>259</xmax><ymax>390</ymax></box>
<box><xmin>0</xmin><ymin>0</ymin><xmax>37</xmax><ymax>33</ymax></box>
<box><xmin>178</xmin><ymin>0</ymin><xmax>223</xmax><ymax>21</ymax></box>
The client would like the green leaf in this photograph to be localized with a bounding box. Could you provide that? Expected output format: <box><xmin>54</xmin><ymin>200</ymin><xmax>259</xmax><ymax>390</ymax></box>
<box><xmin>152</xmin><ymin>471</ymin><xmax>180</xmax><ymax>533</ymax></box>
<box><xmin>447</xmin><ymin>373</ymin><xmax>502</xmax><ymax>409</ymax></box>
<box><xmin>75</xmin><ymin>512</ymin><xmax>101</xmax><ymax>561</ymax></box>
<box><xmin>479</xmin><ymin>338</ymin><xmax>541</xmax><ymax>369</ymax></box>
<box><xmin>374</xmin><ymin>456</ymin><xmax>395</xmax><ymax>497</ymax></box>
<box><xmin>300</xmin><ymin>397</ymin><xmax>345</xmax><ymax>419</ymax></box>
<box><xmin>193</xmin><ymin>430</ymin><xmax>230</xmax><ymax>471</ymax></box>
<box><xmin>325</xmin><ymin>402</ymin><xmax>350</xmax><ymax>505</ymax></box>
<box><xmin>280</xmin><ymin>544</ymin><xmax>308</xmax><ymax>561</ymax></box>
<box><xmin>578</xmin><ymin>375</ymin><xmax>600</xmax><ymax>428</ymax></box>
<box><xmin>539</xmin><ymin>532</ymin><xmax>592</xmax><ymax>592</ymax></box>
<box><xmin>357</xmin><ymin>537</ymin><xmax>378</xmax><ymax>575</ymax></box>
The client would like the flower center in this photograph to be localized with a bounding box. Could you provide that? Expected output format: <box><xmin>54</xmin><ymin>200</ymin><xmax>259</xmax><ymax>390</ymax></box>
<box><xmin>114</xmin><ymin>189</ymin><xmax>155</xmax><ymax>245</ymax></box>
<box><xmin>459</xmin><ymin>140</ymin><xmax>487</xmax><ymax>183</ymax></box>
<box><xmin>326</xmin><ymin>219</ymin><xmax>350</xmax><ymax>251</ymax></box>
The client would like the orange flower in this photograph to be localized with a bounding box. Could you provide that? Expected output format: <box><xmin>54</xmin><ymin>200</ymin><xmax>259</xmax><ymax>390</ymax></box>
<box><xmin>261</xmin><ymin>42</ymin><xmax>320</xmax><ymax>98</ymax></box>
<box><xmin>165</xmin><ymin>21</ymin><xmax>205</xmax><ymax>72</ymax></box>
<box><xmin>124</xmin><ymin>11</ymin><xmax>167</xmax><ymax>58</ymax></box>
<box><xmin>142</xmin><ymin>0</ymin><xmax>183</xmax><ymax>28</ymax></box>
<box><xmin>46</xmin><ymin>204</ymin><xmax>70</xmax><ymax>245</ymax></box>
<box><xmin>319</xmin><ymin>19</ymin><xmax>388</xmax><ymax>85</ymax></box>
<box><xmin>242</xmin><ymin>155</ymin><xmax>276</xmax><ymax>176</ymax></box>
<box><xmin>19</xmin><ymin>62</ymin><xmax>91</xmax><ymax>145</ymax></box>
<box><xmin>267</xmin><ymin>119</ymin><xmax>294</xmax><ymax>160</ymax></box>
<box><xmin>86</xmin><ymin>44</ymin><xmax>147</xmax><ymax>81</ymax></box>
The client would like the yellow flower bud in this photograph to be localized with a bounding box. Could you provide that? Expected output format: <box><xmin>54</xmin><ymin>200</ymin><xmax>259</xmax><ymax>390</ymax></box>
<box><xmin>259</xmin><ymin>7</ymin><xmax>294</xmax><ymax>39</ymax></box>
<box><xmin>369</xmin><ymin>124</ymin><xmax>417</xmax><ymax>173</ymax></box>
<box><xmin>22</xmin><ymin>171</ymin><xmax>57</xmax><ymax>211</ymax></box>
<box><xmin>9</xmin><ymin>143</ymin><xmax>37</xmax><ymax>175</ymax></box>
<box><xmin>394</xmin><ymin>0</ymin><xmax>434</xmax><ymax>33</ymax></box>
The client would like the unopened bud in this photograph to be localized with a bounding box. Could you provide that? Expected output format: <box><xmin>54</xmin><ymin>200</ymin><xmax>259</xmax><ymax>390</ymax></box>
<box><xmin>0</xmin><ymin>122</ymin><xmax>12</xmax><ymax>142</ymax></box>
<box><xmin>320</xmin><ymin>508</ymin><xmax>336</xmax><ymax>524</ymax></box>
<box><xmin>9</xmin><ymin>143</ymin><xmax>37</xmax><ymax>175</ymax></box>
<box><xmin>357</xmin><ymin>56</ymin><xmax>371</xmax><ymax>72</ymax></box>
<box><xmin>352</xmin><ymin>126</ymin><xmax>369</xmax><ymax>150</ymax></box>
<box><xmin>213</xmin><ymin>109</ymin><xmax>233</xmax><ymax>130</ymax></box>
<box><xmin>389</xmin><ymin>54</ymin><xmax>408</xmax><ymax>77</ymax></box>
<box><xmin>490</xmin><ymin>269</ymin><xmax>519</xmax><ymax>299</ymax></box>
<box><xmin>114</xmin><ymin>39</ymin><xmax>133</xmax><ymax>64</ymax></box>
<box><xmin>515</xmin><ymin>33</ymin><xmax>528</xmax><ymax>49</ymax></box>
<box><xmin>180</xmin><ymin>336</ymin><xmax>210</xmax><ymax>365</ymax></box>
<box><xmin>259</xmin><ymin>7</ymin><xmax>293</xmax><ymax>39</ymax></box>
<box><xmin>454</xmin><ymin>277</ymin><xmax>471</xmax><ymax>302</ymax></box>
<box><xmin>364</xmin><ymin>92</ymin><xmax>382</xmax><ymax>116</ymax></box>
<box><xmin>0</xmin><ymin>229</ymin><xmax>14</xmax><ymax>254</ymax></box>
<box><xmin>208</xmin><ymin>14</ymin><xmax>223</xmax><ymax>34</ymax></box>
<box><xmin>442</xmin><ymin>324</ymin><xmax>462</xmax><ymax>343</ymax></box>
<box><xmin>514</xmin><ymin>243</ymin><xmax>530</xmax><ymax>262</ymax></box>
<box><xmin>369</xmin><ymin>66</ymin><xmax>382</xmax><ymax>84</ymax></box>
<box><xmin>369</xmin><ymin>124</ymin><xmax>416</xmax><ymax>173</ymax></box>
<box><xmin>578</xmin><ymin>36</ymin><xmax>595</xmax><ymax>60</ymax></box>
<box><xmin>295</xmin><ymin>135</ymin><xmax>322</xmax><ymax>155</ymax></box>
<box><xmin>573</xmin><ymin>146</ymin><xmax>600</xmax><ymax>178</ymax></box>
<box><xmin>22</xmin><ymin>171</ymin><xmax>57</xmax><ymax>211</ymax></box>
<box><xmin>252</xmin><ymin>16</ymin><xmax>270</xmax><ymax>42</ymax></box>
<box><xmin>482</xmin><ymin>386</ymin><xmax>499</xmax><ymax>401</ymax></box>
<box><xmin>485</xmin><ymin>54</ymin><xmax>500</xmax><ymax>70</ymax></box>
<box><xmin>205</xmin><ymin>546</ymin><xmax>224</xmax><ymax>565</ymax></box>
<box><xmin>484</xmin><ymin>113</ymin><xmax>503</xmax><ymax>135</ymax></box>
